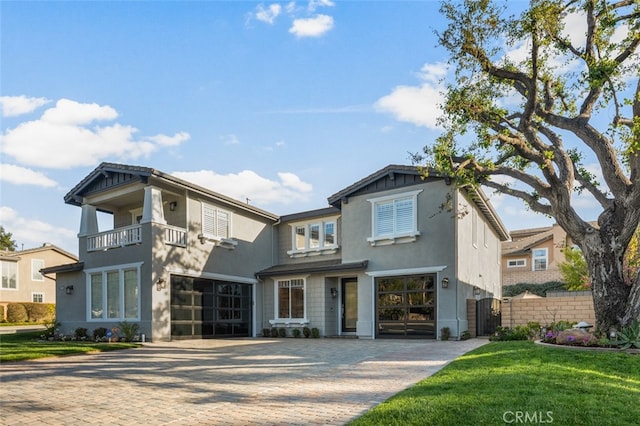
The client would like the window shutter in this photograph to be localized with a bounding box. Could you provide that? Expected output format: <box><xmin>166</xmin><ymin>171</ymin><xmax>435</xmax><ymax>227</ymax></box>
<box><xmin>202</xmin><ymin>205</ymin><xmax>216</xmax><ymax>237</ymax></box>
<box><xmin>216</xmin><ymin>210</ymin><xmax>229</xmax><ymax>239</ymax></box>
<box><xmin>376</xmin><ymin>202</ymin><xmax>394</xmax><ymax>236</ymax></box>
<box><xmin>395</xmin><ymin>198</ymin><xmax>413</xmax><ymax>233</ymax></box>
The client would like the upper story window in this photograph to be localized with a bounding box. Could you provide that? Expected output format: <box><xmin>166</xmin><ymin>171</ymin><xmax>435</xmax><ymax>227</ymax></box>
<box><xmin>31</xmin><ymin>259</ymin><xmax>45</xmax><ymax>281</ymax></box>
<box><xmin>532</xmin><ymin>248</ymin><xmax>548</xmax><ymax>271</ymax></box>
<box><xmin>288</xmin><ymin>219</ymin><xmax>338</xmax><ymax>258</ymax></box>
<box><xmin>87</xmin><ymin>263</ymin><xmax>141</xmax><ymax>321</ymax></box>
<box><xmin>367</xmin><ymin>190</ymin><xmax>422</xmax><ymax>246</ymax></box>
<box><xmin>507</xmin><ymin>259</ymin><xmax>526</xmax><ymax>268</ymax></box>
<box><xmin>1</xmin><ymin>261</ymin><xmax>17</xmax><ymax>290</ymax></box>
<box><xmin>202</xmin><ymin>204</ymin><xmax>230</xmax><ymax>240</ymax></box>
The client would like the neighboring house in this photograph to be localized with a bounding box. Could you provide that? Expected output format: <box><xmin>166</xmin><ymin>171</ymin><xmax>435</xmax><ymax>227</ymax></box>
<box><xmin>46</xmin><ymin>163</ymin><xmax>509</xmax><ymax>341</ymax></box>
<box><xmin>0</xmin><ymin>244</ymin><xmax>78</xmax><ymax>317</ymax></box>
<box><xmin>501</xmin><ymin>224</ymin><xmax>571</xmax><ymax>287</ymax></box>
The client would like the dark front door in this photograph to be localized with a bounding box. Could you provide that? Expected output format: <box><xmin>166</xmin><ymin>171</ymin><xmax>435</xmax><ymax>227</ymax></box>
<box><xmin>341</xmin><ymin>279</ymin><xmax>358</xmax><ymax>333</ymax></box>
<box><xmin>171</xmin><ymin>275</ymin><xmax>252</xmax><ymax>339</ymax></box>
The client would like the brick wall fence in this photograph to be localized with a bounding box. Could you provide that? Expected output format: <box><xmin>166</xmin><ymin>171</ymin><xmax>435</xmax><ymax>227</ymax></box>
<box><xmin>501</xmin><ymin>291</ymin><xmax>595</xmax><ymax>329</ymax></box>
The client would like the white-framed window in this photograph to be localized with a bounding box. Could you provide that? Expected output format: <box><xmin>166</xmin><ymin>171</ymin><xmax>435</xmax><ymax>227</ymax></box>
<box><xmin>31</xmin><ymin>259</ymin><xmax>45</xmax><ymax>281</ymax></box>
<box><xmin>367</xmin><ymin>190</ymin><xmax>422</xmax><ymax>245</ymax></box>
<box><xmin>276</xmin><ymin>278</ymin><xmax>306</xmax><ymax>320</ymax></box>
<box><xmin>86</xmin><ymin>263</ymin><xmax>141</xmax><ymax>321</ymax></box>
<box><xmin>202</xmin><ymin>204</ymin><xmax>231</xmax><ymax>240</ymax></box>
<box><xmin>32</xmin><ymin>293</ymin><xmax>44</xmax><ymax>303</ymax></box>
<box><xmin>289</xmin><ymin>219</ymin><xmax>338</xmax><ymax>257</ymax></box>
<box><xmin>507</xmin><ymin>259</ymin><xmax>527</xmax><ymax>268</ymax></box>
<box><xmin>1</xmin><ymin>260</ymin><xmax>17</xmax><ymax>290</ymax></box>
<box><xmin>532</xmin><ymin>248</ymin><xmax>548</xmax><ymax>271</ymax></box>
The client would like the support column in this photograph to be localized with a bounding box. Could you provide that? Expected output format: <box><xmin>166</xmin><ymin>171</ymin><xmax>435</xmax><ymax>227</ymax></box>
<box><xmin>141</xmin><ymin>186</ymin><xmax>166</xmax><ymax>225</ymax></box>
<box><xmin>78</xmin><ymin>204</ymin><xmax>98</xmax><ymax>237</ymax></box>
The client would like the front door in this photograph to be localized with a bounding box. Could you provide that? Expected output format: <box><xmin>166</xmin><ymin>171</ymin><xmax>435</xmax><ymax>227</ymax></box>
<box><xmin>341</xmin><ymin>278</ymin><xmax>358</xmax><ymax>333</ymax></box>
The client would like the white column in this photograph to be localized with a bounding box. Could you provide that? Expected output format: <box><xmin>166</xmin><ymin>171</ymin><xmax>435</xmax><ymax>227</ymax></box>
<box><xmin>141</xmin><ymin>186</ymin><xmax>166</xmax><ymax>225</ymax></box>
<box><xmin>78</xmin><ymin>204</ymin><xmax>98</xmax><ymax>237</ymax></box>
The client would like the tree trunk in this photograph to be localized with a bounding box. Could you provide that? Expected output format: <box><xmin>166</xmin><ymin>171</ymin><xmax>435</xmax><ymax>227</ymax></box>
<box><xmin>583</xmin><ymin>239</ymin><xmax>636</xmax><ymax>332</ymax></box>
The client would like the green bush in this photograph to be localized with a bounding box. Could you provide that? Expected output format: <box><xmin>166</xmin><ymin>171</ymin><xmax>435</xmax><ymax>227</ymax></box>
<box><xmin>0</xmin><ymin>304</ymin><xmax>5</xmax><ymax>322</ymax></box>
<box><xmin>311</xmin><ymin>327</ymin><xmax>320</xmax><ymax>338</ymax></box>
<box><xmin>490</xmin><ymin>326</ymin><xmax>530</xmax><ymax>341</ymax></box>
<box><xmin>93</xmin><ymin>327</ymin><xmax>108</xmax><ymax>340</ymax></box>
<box><xmin>278</xmin><ymin>327</ymin><xmax>287</xmax><ymax>338</ymax></box>
<box><xmin>611</xmin><ymin>320</ymin><xmax>640</xmax><ymax>350</ymax></box>
<box><xmin>6</xmin><ymin>303</ymin><xmax>28</xmax><ymax>323</ymax></box>
<box><xmin>271</xmin><ymin>328</ymin><xmax>279</xmax><ymax>337</ymax></box>
<box><xmin>302</xmin><ymin>326</ymin><xmax>311</xmax><ymax>338</ymax></box>
<box><xmin>118</xmin><ymin>321</ymin><xmax>140</xmax><ymax>342</ymax></box>
<box><xmin>292</xmin><ymin>328</ymin><xmax>301</xmax><ymax>338</ymax></box>
<box><xmin>502</xmin><ymin>281</ymin><xmax>566</xmax><ymax>297</ymax></box>
<box><xmin>74</xmin><ymin>327</ymin><xmax>88</xmax><ymax>339</ymax></box>
<box><xmin>262</xmin><ymin>328</ymin><xmax>271</xmax><ymax>337</ymax></box>
<box><xmin>23</xmin><ymin>303</ymin><xmax>55</xmax><ymax>322</ymax></box>
<box><xmin>440</xmin><ymin>327</ymin><xmax>451</xmax><ymax>340</ymax></box>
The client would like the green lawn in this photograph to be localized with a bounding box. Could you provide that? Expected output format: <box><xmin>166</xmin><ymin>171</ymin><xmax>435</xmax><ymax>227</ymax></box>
<box><xmin>0</xmin><ymin>331</ymin><xmax>139</xmax><ymax>363</ymax></box>
<box><xmin>350</xmin><ymin>341</ymin><xmax>640</xmax><ymax>426</ymax></box>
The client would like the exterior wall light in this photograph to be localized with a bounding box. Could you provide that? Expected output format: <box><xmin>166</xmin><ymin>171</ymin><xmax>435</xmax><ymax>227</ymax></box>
<box><xmin>330</xmin><ymin>287</ymin><xmax>337</xmax><ymax>298</ymax></box>
<box><xmin>474</xmin><ymin>286</ymin><xmax>481</xmax><ymax>295</ymax></box>
<box><xmin>169</xmin><ymin>201</ymin><xmax>177</xmax><ymax>211</ymax></box>
<box><xmin>156</xmin><ymin>278</ymin><xmax>166</xmax><ymax>291</ymax></box>
<box><xmin>65</xmin><ymin>285</ymin><xmax>74</xmax><ymax>295</ymax></box>
<box><xmin>441</xmin><ymin>278</ymin><xmax>449</xmax><ymax>288</ymax></box>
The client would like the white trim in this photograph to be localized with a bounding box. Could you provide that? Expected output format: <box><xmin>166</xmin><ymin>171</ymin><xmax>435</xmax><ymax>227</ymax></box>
<box><xmin>85</xmin><ymin>262</ymin><xmax>143</xmax><ymax>322</ymax></box>
<box><xmin>31</xmin><ymin>259</ymin><xmax>45</xmax><ymax>281</ymax></box>
<box><xmin>507</xmin><ymin>258</ymin><xmax>527</xmax><ymax>268</ymax></box>
<box><xmin>287</xmin><ymin>218</ymin><xmax>339</xmax><ymax>258</ymax></box>
<box><xmin>32</xmin><ymin>292</ymin><xmax>45</xmax><ymax>303</ymax></box>
<box><xmin>367</xmin><ymin>189</ymin><xmax>423</xmax><ymax>246</ymax></box>
<box><xmin>272</xmin><ymin>276</ymin><xmax>308</xmax><ymax>322</ymax></box>
<box><xmin>532</xmin><ymin>248</ymin><xmax>548</xmax><ymax>271</ymax></box>
<box><xmin>164</xmin><ymin>267</ymin><xmax>258</xmax><ymax>285</ymax></box>
<box><xmin>366</xmin><ymin>265</ymin><xmax>447</xmax><ymax>278</ymax></box>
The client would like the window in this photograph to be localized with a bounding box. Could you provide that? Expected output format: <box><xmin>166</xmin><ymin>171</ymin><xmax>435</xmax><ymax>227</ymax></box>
<box><xmin>31</xmin><ymin>259</ymin><xmax>45</xmax><ymax>281</ymax></box>
<box><xmin>87</xmin><ymin>263</ymin><xmax>141</xmax><ymax>321</ymax></box>
<box><xmin>1</xmin><ymin>261</ymin><xmax>17</xmax><ymax>289</ymax></box>
<box><xmin>202</xmin><ymin>204</ymin><xmax>230</xmax><ymax>240</ymax></box>
<box><xmin>507</xmin><ymin>259</ymin><xmax>527</xmax><ymax>268</ymax></box>
<box><xmin>276</xmin><ymin>278</ymin><xmax>305</xmax><ymax>319</ymax></box>
<box><xmin>32</xmin><ymin>293</ymin><xmax>44</xmax><ymax>303</ymax></box>
<box><xmin>532</xmin><ymin>249</ymin><xmax>548</xmax><ymax>271</ymax></box>
<box><xmin>288</xmin><ymin>219</ymin><xmax>338</xmax><ymax>257</ymax></box>
<box><xmin>367</xmin><ymin>190</ymin><xmax>422</xmax><ymax>245</ymax></box>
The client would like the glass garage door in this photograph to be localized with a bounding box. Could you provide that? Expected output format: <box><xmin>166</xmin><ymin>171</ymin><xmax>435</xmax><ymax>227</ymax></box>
<box><xmin>171</xmin><ymin>276</ymin><xmax>252</xmax><ymax>339</ymax></box>
<box><xmin>376</xmin><ymin>274</ymin><xmax>436</xmax><ymax>338</ymax></box>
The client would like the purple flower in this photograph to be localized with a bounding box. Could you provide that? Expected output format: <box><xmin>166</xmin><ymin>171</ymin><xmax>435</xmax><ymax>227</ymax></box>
<box><xmin>567</xmin><ymin>335</ymin><xmax>575</xmax><ymax>342</ymax></box>
<box><xmin>546</xmin><ymin>332</ymin><xmax>554</xmax><ymax>338</ymax></box>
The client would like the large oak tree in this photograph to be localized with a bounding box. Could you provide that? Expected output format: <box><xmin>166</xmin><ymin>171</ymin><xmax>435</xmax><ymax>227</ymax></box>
<box><xmin>419</xmin><ymin>0</ymin><xmax>639</xmax><ymax>332</ymax></box>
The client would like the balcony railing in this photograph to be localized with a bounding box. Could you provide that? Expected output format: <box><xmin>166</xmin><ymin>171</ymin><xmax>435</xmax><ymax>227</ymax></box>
<box><xmin>86</xmin><ymin>224</ymin><xmax>187</xmax><ymax>251</ymax></box>
<box><xmin>87</xmin><ymin>225</ymin><xmax>142</xmax><ymax>251</ymax></box>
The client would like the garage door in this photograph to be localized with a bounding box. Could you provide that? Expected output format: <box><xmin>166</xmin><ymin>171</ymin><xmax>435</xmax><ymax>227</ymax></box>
<box><xmin>171</xmin><ymin>275</ymin><xmax>252</xmax><ymax>339</ymax></box>
<box><xmin>376</xmin><ymin>274</ymin><xmax>436</xmax><ymax>338</ymax></box>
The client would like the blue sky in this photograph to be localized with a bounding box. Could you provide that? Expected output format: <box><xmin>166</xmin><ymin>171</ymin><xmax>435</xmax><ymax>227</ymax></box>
<box><xmin>1</xmin><ymin>0</ymin><xmax>602</xmax><ymax>255</ymax></box>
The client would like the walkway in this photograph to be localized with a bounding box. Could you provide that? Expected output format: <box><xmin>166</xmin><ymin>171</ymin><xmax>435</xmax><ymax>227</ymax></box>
<box><xmin>0</xmin><ymin>338</ymin><xmax>487</xmax><ymax>425</ymax></box>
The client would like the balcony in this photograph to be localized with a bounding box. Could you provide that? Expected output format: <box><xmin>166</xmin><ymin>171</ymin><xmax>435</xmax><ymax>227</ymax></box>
<box><xmin>86</xmin><ymin>224</ymin><xmax>187</xmax><ymax>252</ymax></box>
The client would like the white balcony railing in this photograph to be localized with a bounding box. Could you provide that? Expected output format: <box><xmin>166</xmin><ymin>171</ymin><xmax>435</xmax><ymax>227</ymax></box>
<box><xmin>164</xmin><ymin>225</ymin><xmax>187</xmax><ymax>247</ymax></box>
<box><xmin>87</xmin><ymin>225</ymin><xmax>142</xmax><ymax>251</ymax></box>
<box><xmin>86</xmin><ymin>224</ymin><xmax>188</xmax><ymax>252</ymax></box>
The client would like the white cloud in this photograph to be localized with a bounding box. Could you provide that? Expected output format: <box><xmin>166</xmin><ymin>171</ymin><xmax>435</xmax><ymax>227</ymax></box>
<box><xmin>0</xmin><ymin>95</ymin><xmax>50</xmax><ymax>117</ymax></box>
<box><xmin>220</xmin><ymin>134</ymin><xmax>240</xmax><ymax>145</ymax></box>
<box><xmin>0</xmin><ymin>97</ymin><xmax>190</xmax><ymax>169</ymax></box>
<box><xmin>0</xmin><ymin>206</ymin><xmax>77</xmax><ymax>253</ymax></box>
<box><xmin>308</xmin><ymin>0</ymin><xmax>334</xmax><ymax>12</ymax></box>
<box><xmin>375</xmin><ymin>62</ymin><xmax>447</xmax><ymax>129</ymax></box>
<box><xmin>171</xmin><ymin>169</ymin><xmax>313</xmax><ymax>206</ymax></box>
<box><xmin>255</xmin><ymin>3</ymin><xmax>282</xmax><ymax>24</ymax></box>
<box><xmin>289</xmin><ymin>14</ymin><xmax>334</xmax><ymax>38</ymax></box>
<box><xmin>0</xmin><ymin>164</ymin><xmax>57</xmax><ymax>187</ymax></box>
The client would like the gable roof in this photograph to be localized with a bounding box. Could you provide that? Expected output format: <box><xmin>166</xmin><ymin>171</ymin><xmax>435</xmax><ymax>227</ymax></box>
<box><xmin>0</xmin><ymin>243</ymin><xmax>77</xmax><ymax>262</ymax></box>
<box><xmin>327</xmin><ymin>164</ymin><xmax>510</xmax><ymax>241</ymax></box>
<box><xmin>64</xmin><ymin>162</ymin><xmax>279</xmax><ymax>221</ymax></box>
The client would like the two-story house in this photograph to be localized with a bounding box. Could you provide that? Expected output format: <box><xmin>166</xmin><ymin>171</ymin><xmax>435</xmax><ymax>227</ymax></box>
<box><xmin>47</xmin><ymin>163</ymin><xmax>509</xmax><ymax>341</ymax></box>
<box><xmin>501</xmin><ymin>224</ymin><xmax>570</xmax><ymax>287</ymax></box>
<box><xmin>1</xmin><ymin>243</ymin><xmax>77</xmax><ymax>318</ymax></box>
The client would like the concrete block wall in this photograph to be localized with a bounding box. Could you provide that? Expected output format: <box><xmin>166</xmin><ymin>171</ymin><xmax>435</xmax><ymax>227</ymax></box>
<box><xmin>502</xmin><ymin>269</ymin><xmax>563</xmax><ymax>286</ymax></box>
<box><xmin>501</xmin><ymin>295</ymin><xmax>595</xmax><ymax>328</ymax></box>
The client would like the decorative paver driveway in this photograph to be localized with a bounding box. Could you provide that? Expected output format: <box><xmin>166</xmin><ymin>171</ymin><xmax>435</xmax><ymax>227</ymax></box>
<box><xmin>0</xmin><ymin>338</ymin><xmax>487</xmax><ymax>425</ymax></box>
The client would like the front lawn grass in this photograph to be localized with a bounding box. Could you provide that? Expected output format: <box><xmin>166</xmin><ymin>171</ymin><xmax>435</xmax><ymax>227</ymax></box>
<box><xmin>350</xmin><ymin>341</ymin><xmax>640</xmax><ymax>426</ymax></box>
<box><xmin>0</xmin><ymin>331</ymin><xmax>139</xmax><ymax>363</ymax></box>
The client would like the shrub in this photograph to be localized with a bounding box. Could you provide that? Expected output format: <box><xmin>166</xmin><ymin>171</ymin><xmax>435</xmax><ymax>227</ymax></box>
<box><xmin>93</xmin><ymin>327</ymin><xmax>108</xmax><ymax>340</ymax></box>
<box><xmin>502</xmin><ymin>281</ymin><xmax>566</xmax><ymax>297</ymax></box>
<box><xmin>262</xmin><ymin>328</ymin><xmax>271</xmax><ymax>337</ymax></box>
<box><xmin>0</xmin><ymin>304</ymin><xmax>5</xmax><ymax>322</ymax></box>
<box><xmin>460</xmin><ymin>330</ymin><xmax>471</xmax><ymax>340</ymax></box>
<box><xmin>311</xmin><ymin>327</ymin><xmax>320</xmax><ymax>338</ymax></box>
<box><xmin>278</xmin><ymin>327</ymin><xmax>287</xmax><ymax>338</ymax></box>
<box><xmin>440</xmin><ymin>327</ymin><xmax>451</xmax><ymax>341</ymax></box>
<box><xmin>611</xmin><ymin>320</ymin><xmax>640</xmax><ymax>350</ymax></box>
<box><xmin>302</xmin><ymin>327</ymin><xmax>311</xmax><ymax>338</ymax></box>
<box><xmin>271</xmin><ymin>328</ymin><xmax>279</xmax><ymax>337</ymax></box>
<box><xmin>490</xmin><ymin>326</ymin><xmax>530</xmax><ymax>341</ymax></box>
<box><xmin>292</xmin><ymin>328</ymin><xmax>301</xmax><ymax>338</ymax></box>
<box><xmin>43</xmin><ymin>319</ymin><xmax>60</xmax><ymax>338</ymax></box>
<box><xmin>6</xmin><ymin>303</ymin><xmax>28</xmax><ymax>323</ymax></box>
<box><xmin>23</xmin><ymin>303</ymin><xmax>55</xmax><ymax>322</ymax></box>
<box><xmin>118</xmin><ymin>321</ymin><xmax>140</xmax><ymax>342</ymax></box>
<box><xmin>74</xmin><ymin>327</ymin><xmax>88</xmax><ymax>340</ymax></box>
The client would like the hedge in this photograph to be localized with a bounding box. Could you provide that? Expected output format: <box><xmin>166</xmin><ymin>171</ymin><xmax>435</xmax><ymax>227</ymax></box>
<box><xmin>5</xmin><ymin>303</ymin><xmax>55</xmax><ymax>323</ymax></box>
<box><xmin>0</xmin><ymin>304</ymin><xmax>5</xmax><ymax>322</ymax></box>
